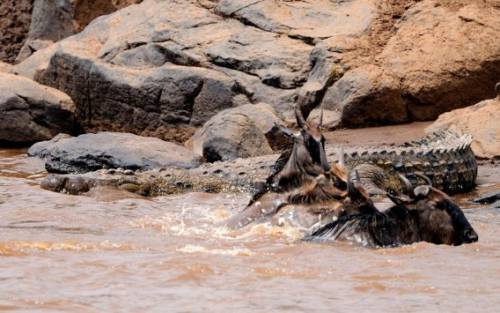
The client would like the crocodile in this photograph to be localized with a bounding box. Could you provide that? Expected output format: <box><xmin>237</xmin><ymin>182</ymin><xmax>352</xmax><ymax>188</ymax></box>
<box><xmin>40</xmin><ymin>130</ymin><xmax>477</xmax><ymax>196</ymax></box>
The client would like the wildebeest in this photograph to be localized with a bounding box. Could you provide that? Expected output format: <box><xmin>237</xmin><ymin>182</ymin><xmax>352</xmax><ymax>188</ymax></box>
<box><xmin>306</xmin><ymin>183</ymin><xmax>479</xmax><ymax>247</ymax></box>
<box><xmin>225</xmin><ymin>105</ymin><xmax>348</xmax><ymax>228</ymax></box>
<box><xmin>225</xmin><ymin>105</ymin><xmax>478</xmax><ymax>247</ymax></box>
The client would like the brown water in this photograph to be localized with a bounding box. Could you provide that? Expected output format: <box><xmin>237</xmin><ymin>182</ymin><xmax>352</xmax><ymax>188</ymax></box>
<box><xmin>1</xmin><ymin>148</ymin><xmax>500</xmax><ymax>312</ymax></box>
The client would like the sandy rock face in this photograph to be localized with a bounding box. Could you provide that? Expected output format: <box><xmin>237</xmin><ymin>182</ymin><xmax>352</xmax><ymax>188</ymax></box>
<box><xmin>0</xmin><ymin>73</ymin><xmax>76</xmax><ymax>143</ymax></box>
<box><xmin>322</xmin><ymin>0</ymin><xmax>500</xmax><ymax>126</ymax></box>
<box><xmin>189</xmin><ymin>104</ymin><xmax>278</xmax><ymax>162</ymax></box>
<box><xmin>427</xmin><ymin>91</ymin><xmax>500</xmax><ymax>159</ymax></box>
<box><xmin>28</xmin><ymin>132</ymin><xmax>202</xmax><ymax>173</ymax></box>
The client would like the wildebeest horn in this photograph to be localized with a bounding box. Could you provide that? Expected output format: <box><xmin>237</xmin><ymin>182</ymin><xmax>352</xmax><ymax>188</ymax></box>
<box><xmin>338</xmin><ymin>147</ymin><xmax>345</xmax><ymax>166</ymax></box>
<box><xmin>295</xmin><ymin>105</ymin><xmax>306</xmax><ymax>129</ymax></box>
<box><xmin>398</xmin><ymin>173</ymin><xmax>415</xmax><ymax>197</ymax></box>
<box><xmin>319</xmin><ymin>105</ymin><xmax>324</xmax><ymax>128</ymax></box>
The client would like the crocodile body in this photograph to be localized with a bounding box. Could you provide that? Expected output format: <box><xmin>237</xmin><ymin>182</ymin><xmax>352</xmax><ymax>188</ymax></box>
<box><xmin>41</xmin><ymin>130</ymin><xmax>477</xmax><ymax>196</ymax></box>
<box><xmin>336</xmin><ymin>130</ymin><xmax>477</xmax><ymax>194</ymax></box>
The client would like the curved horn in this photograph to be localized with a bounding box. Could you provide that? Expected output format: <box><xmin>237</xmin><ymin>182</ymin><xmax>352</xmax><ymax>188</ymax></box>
<box><xmin>495</xmin><ymin>82</ymin><xmax>500</xmax><ymax>98</ymax></box>
<box><xmin>294</xmin><ymin>105</ymin><xmax>306</xmax><ymax>129</ymax></box>
<box><xmin>319</xmin><ymin>105</ymin><xmax>324</xmax><ymax>129</ymax></box>
<box><xmin>414</xmin><ymin>173</ymin><xmax>432</xmax><ymax>186</ymax></box>
<box><xmin>398</xmin><ymin>173</ymin><xmax>415</xmax><ymax>197</ymax></box>
<box><xmin>338</xmin><ymin>147</ymin><xmax>345</xmax><ymax>167</ymax></box>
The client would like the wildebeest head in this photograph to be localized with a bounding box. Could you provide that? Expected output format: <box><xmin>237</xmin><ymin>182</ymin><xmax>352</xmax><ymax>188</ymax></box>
<box><xmin>275</xmin><ymin>106</ymin><xmax>330</xmax><ymax>190</ymax></box>
<box><xmin>412</xmin><ymin>185</ymin><xmax>478</xmax><ymax>245</ymax></box>
<box><xmin>295</xmin><ymin>105</ymin><xmax>330</xmax><ymax>171</ymax></box>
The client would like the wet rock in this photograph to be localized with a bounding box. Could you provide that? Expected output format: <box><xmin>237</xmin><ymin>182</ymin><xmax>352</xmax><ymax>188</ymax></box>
<box><xmin>28</xmin><ymin>132</ymin><xmax>202</xmax><ymax>173</ymax></box>
<box><xmin>472</xmin><ymin>191</ymin><xmax>500</xmax><ymax>204</ymax></box>
<box><xmin>426</xmin><ymin>90</ymin><xmax>500</xmax><ymax>159</ymax></box>
<box><xmin>0</xmin><ymin>73</ymin><xmax>76</xmax><ymax>143</ymax></box>
<box><xmin>189</xmin><ymin>104</ymin><xmax>274</xmax><ymax>162</ymax></box>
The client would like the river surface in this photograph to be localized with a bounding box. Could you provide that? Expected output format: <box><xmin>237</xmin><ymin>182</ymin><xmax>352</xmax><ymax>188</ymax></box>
<box><xmin>1</xmin><ymin>144</ymin><xmax>500</xmax><ymax>312</ymax></box>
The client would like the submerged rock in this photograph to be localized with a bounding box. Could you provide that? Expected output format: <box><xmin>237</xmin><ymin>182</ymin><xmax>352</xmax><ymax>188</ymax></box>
<box><xmin>0</xmin><ymin>73</ymin><xmax>76</xmax><ymax>143</ymax></box>
<box><xmin>427</xmin><ymin>87</ymin><xmax>500</xmax><ymax>159</ymax></box>
<box><xmin>28</xmin><ymin>132</ymin><xmax>201</xmax><ymax>173</ymax></box>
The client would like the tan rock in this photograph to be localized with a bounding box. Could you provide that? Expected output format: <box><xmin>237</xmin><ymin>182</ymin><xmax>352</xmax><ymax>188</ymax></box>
<box><xmin>426</xmin><ymin>87</ymin><xmax>500</xmax><ymax>159</ymax></box>
<box><xmin>321</xmin><ymin>0</ymin><xmax>500</xmax><ymax>126</ymax></box>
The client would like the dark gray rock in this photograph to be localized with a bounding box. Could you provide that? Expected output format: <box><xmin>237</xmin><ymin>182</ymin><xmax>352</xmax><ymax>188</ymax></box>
<box><xmin>38</xmin><ymin>51</ymin><xmax>238</xmax><ymax>142</ymax></box>
<box><xmin>0</xmin><ymin>73</ymin><xmax>76</xmax><ymax>143</ymax></box>
<box><xmin>28</xmin><ymin>132</ymin><xmax>202</xmax><ymax>173</ymax></box>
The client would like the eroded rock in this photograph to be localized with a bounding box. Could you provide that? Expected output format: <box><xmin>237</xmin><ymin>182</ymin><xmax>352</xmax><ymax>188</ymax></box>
<box><xmin>321</xmin><ymin>0</ymin><xmax>500</xmax><ymax>126</ymax></box>
<box><xmin>28</xmin><ymin>132</ymin><xmax>202</xmax><ymax>173</ymax></box>
<box><xmin>0</xmin><ymin>73</ymin><xmax>76</xmax><ymax>143</ymax></box>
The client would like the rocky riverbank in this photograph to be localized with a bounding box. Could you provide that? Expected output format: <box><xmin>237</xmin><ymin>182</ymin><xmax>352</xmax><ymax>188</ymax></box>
<box><xmin>0</xmin><ymin>0</ymin><xmax>498</xmax><ymax>193</ymax></box>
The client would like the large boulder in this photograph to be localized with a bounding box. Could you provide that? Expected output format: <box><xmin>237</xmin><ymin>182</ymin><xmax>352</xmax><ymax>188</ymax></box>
<box><xmin>0</xmin><ymin>73</ymin><xmax>76</xmax><ymax>143</ymax></box>
<box><xmin>189</xmin><ymin>103</ymin><xmax>278</xmax><ymax>162</ymax></box>
<box><xmin>322</xmin><ymin>0</ymin><xmax>500</xmax><ymax>126</ymax></box>
<box><xmin>426</xmin><ymin>86</ymin><xmax>500</xmax><ymax>159</ymax></box>
<box><xmin>14</xmin><ymin>0</ymin><xmax>379</xmax><ymax>141</ymax></box>
<box><xmin>14</xmin><ymin>0</ymin><xmax>499</xmax><ymax>137</ymax></box>
<box><xmin>28</xmin><ymin>132</ymin><xmax>202</xmax><ymax>173</ymax></box>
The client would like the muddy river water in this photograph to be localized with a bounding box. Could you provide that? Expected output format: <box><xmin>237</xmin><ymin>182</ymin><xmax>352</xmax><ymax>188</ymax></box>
<box><xmin>1</xmin><ymin>130</ymin><xmax>500</xmax><ymax>312</ymax></box>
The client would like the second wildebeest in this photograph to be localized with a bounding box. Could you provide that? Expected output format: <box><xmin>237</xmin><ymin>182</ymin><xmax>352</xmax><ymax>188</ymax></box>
<box><xmin>306</xmin><ymin>184</ymin><xmax>479</xmax><ymax>247</ymax></box>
